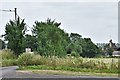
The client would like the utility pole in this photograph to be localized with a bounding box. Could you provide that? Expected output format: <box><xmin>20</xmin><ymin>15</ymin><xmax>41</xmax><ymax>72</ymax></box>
<box><xmin>0</xmin><ymin>8</ymin><xmax>17</xmax><ymax>20</ymax></box>
<box><xmin>14</xmin><ymin>8</ymin><xmax>17</xmax><ymax>20</ymax></box>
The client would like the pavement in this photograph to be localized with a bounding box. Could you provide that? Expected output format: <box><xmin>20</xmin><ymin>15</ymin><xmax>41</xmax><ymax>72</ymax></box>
<box><xmin>0</xmin><ymin>66</ymin><xmax>120</xmax><ymax>80</ymax></box>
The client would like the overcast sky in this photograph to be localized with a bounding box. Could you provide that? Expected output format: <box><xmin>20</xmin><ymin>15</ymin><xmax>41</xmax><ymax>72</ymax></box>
<box><xmin>0</xmin><ymin>0</ymin><xmax>118</xmax><ymax>43</ymax></box>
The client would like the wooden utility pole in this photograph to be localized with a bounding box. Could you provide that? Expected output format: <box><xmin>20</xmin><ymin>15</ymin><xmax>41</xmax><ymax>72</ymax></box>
<box><xmin>14</xmin><ymin>8</ymin><xmax>17</xmax><ymax>20</ymax></box>
<box><xmin>0</xmin><ymin>8</ymin><xmax>17</xmax><ymax>20</ymax></box>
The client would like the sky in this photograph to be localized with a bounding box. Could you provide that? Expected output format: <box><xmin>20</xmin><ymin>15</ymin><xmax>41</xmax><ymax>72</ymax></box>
<box><xmin>0</xmin><ymin>0</ymin><xmax>119</xmax><ymax>43</ymax></box>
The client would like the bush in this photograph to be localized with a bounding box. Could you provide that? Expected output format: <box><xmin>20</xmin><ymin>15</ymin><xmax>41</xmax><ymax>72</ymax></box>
<box><xmin>2</xmin><ymin>59</ymin><xmax>17</xmax><ymax>67</ymax></box>
<box><xmin>16</xmin><ymin>53</ymin><xmax>118</xmax><ymax>71</ymax></box>
<box><xmin>31</xmin><ymin>54</ymin><xmax>43</xmax><ymax>65</ymax></box>
<box><xmin>0</xmin><ymin>49</ymin><xmax>16</xmax><ymax>60</ymax></box>
<box><xmin>71</xmin><ymin>51</ymin><xmax>80</xmax><ymax>57</ymax></box>
<box><xmin>17</xmin><ymin>53</ymin><xmax>34</xmax><ymax>66</ymax></box>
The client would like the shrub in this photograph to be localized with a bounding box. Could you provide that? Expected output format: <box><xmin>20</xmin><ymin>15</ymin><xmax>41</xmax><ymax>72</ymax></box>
<box><xmin>17</xmin><ymin>53</ymin><xmax>118</xmax><ymax>71</ymax></box>
<box><xmin>71</xmin><ymin>51</ymin><xmax>80</xmax><ymax>57</ymax></box>
<box><xmin>17</xmin><ymin>53</ymin><xmax>34</xmax><ymax>66</ymax></box>
<box><xmin>2</xmin><ymin>59</ymin><xmax>17</xmax><ymax>67</ymax></box>
<box><xmin>31</xmin><ymin>54</ymin><xmax>43</xmax><ymax>65</ymax></box>
<box><xmin>0</xmin><ymin>49</ymin><xmax>16</xmax><ymax>60</ymax></box>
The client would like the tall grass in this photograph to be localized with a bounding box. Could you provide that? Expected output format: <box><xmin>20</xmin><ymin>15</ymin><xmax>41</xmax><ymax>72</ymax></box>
<box><xmin>0</xmin><ymin>49</ymin><xmax>16</xmax><ymax>60</ymax></box>
<box><xmin>0</xmin><ymin>50</ymin><xmax>118</xmax><ymax>73</ymax></box>
<box><xmin>17</xmin><ymin>53</ymin><xmax>118</xmax><ymax>71</ymax></box>
<box><xmin>0</xmin><ymin>49</ymin><xmax>17</xmax><ymax>66</ymax></box>
<box><xmin>2</xmin><ymin>59</ymin><xmax>18</xmax><ymax>67</ymax></box>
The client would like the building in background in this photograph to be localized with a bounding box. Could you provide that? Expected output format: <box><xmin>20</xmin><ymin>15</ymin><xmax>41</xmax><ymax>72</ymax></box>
<box><xmin>96</xmin><ymin>39</ymin><xmax>120</xmax><ymax>57</ymax></box>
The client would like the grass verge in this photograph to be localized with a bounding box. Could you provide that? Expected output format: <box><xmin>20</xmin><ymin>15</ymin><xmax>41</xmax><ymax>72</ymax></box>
<box><xmin>17</xmin><ymin>70</ymin><xmax>118</xmax><ymax>77</ymax></box>
<box><xmin>18</xmin><ymin>65</ymin><xmax>119</xmax><ymax>77</ymax></box>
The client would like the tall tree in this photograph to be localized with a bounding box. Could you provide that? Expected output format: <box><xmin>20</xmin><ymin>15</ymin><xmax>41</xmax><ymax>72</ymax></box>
<box><xmin>70</xmin><ymin>33</ymin><xmax>82</xmax><ymax>42</ymax></box>
<box><xmin>3</xmin><ymin>18</ymin><xmax>26</xmax><ymax>55</ymax></box>
<box><xmin>68</xmin><ymin>33</ymin><xmax>101</xmax><ymax>58</ymax></box>
<box><xmin>66</xmin><ymin>33</ymin><xmax>83</xmax><ymax>56</ymax></box>
<box><xmin>82</xmin><ymin>38</ymin><xmax>99</xmax><ymax>57</ymax></box>
<box><xmin>0</xmin><ymin>39</ymin><xmax>5</xmax><ymax>49</ymax></box>
<box><xmin>32</xmin><ymin>18</ymin><xmax>69</xmax><ymax>57</ymax></box>
<box><xmin>24</xmin><ymin>34</ymin><xmax>37</xmax><ymax>51</ymax></box>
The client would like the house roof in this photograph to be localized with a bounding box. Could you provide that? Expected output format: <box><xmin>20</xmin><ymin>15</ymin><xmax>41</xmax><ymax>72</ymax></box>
<box><xmin>113</xmin><ymin>51</ymin><xmax>120</xmax><ymax>56</ymax></box>
<box><xmin>117</xmin><ymin>47</ymin><xmax>120</xmax><ymax>51</ymax></box>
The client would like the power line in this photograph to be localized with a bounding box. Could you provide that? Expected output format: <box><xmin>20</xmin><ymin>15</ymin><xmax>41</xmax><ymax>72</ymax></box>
<box><xmin>0</xmin><ymin>8</ymin><xmax>17</xmax><ymax>20</ymax></box>
<box><xmin>1</xmin><ymin>8</ymin><xmax>32</xmax><ymax>32</ymax></box>
<box><xmin>0</xmin><ymin>9</ymin><xmax>14</xmax><ymax>12</ymax></box>
<box><xmin>16</xmin><ymin>13</ymin><xmax>32</xmax><ymax>30</ymax></box>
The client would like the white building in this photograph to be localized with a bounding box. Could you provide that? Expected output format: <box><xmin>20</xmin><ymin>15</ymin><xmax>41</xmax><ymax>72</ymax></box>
<box><xmin>112</xmin><ymin>51</ymin><xmax>120</xmax><ymax>57</ymax></box>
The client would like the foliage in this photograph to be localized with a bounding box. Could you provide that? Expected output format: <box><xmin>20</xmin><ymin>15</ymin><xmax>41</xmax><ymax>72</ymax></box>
<box><xmin>71</xmin><ymin>51</ymin><xmax>80</xmax><ymax>57</ymax></box>
<box><xmin>32</xmin><ymin>18</ymin><xmax>69</xmax><ymax>57</ymax></box>
<box><xmin>0</xmin><ymin>49</ymin><xmax>16</xmax><ymax>60</ymax></box>
<box><xmin>16</xmin><ymin>53</ymin><xmax>118</xmax><ymax>71</ymax></box>
<box><xmin>18</xmin><ymin>55</ymin><xmax>119</xmax><ymax>73</ymax></box>
<box><xmin>1</xmin><ymin>18</ymin><xmax>107</xmax><ymax>57</ymax></box>
<box><xmin>66</xmin><ymin>41</ymin><xmax>82</xmax><ymax>56</ymax></box>
<box><xmin>2</xmin><ymin>59</ymin><xmax>17</xmax><ymax>67</ymax></box>
<box><xmin>67</xmin><ymin>33</ymin><xmax>101</xmax><ymax>58</ymax></box>
<box><xmin>17</xmin><ymin>53</ymin><xmax>34</xmax><ymax>66</ymax></box>
<box><xmin>23</xmin><ymin>34</ymin><xmax>37</xmax><ymax>51</ymax></box>
<box><xmin>19</xmin><ymin>65</ymin><xmax>119</xmax><ymax>74</ymax></box>
<box><xmin>1</xmin><ymin>51</ymin><xmax>118</xmax><ymax>74</ymax></box>
<box><xmin>2</xmin><ymin>18</ymin><xmax>26</xmax><ymax>55</ymax></box>
<box><xmin>82</xmin><ymin>38</ymin><xmax>100</xmax><ymax>58</ymax></box>
<box><xmin>0</xmin><ymin>39</ymin><xmax>5</xmax><ymax>49</ymax></box>
<box><xmin>105</xmin><ymin>47</ymin><xmax>114</xmax><ymax>56</ymax></box>
<box><xmin>70</xmin><ymin>33</ymin><xmax>82</xmax><ymax>41</ymax></box>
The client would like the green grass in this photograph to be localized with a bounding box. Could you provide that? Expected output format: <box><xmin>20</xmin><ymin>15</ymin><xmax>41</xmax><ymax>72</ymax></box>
<box><xmin>17</xmin><ymin>70</ymin><xmax>118</xmax><ymax>77</ymax></box>
<box><xmin>0</xmin><ymin>50</ymin><xmax>119</xmax><ymax>76</ymax></box>
<box><xmin>17</xmin><ymin>53</ymin><xmax>119</xmax><ymax>71</ymax></box>
<box><xmin>2</xmin><ymin>59</ymin><xmax>18</xmax><ymax>67</ymax></box>
<box><xmin>18</xmin><ymin>65</ymin><xmax>119</xmax><ymax>74</ymax></box>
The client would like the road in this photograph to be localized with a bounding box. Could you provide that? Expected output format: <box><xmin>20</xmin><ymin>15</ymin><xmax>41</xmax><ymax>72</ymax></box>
<box><xmin>0</xmin><ymin>66</ymin><xmax>119</xmax><ymax>80</ymax></box>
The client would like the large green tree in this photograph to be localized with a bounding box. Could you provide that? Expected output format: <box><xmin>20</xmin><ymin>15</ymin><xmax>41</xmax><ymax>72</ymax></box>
<box><xmin>66</xmin><ymin>33</ymin><xmax>83</xmax><ymax>56</ymax></box>
<box><xmin>67</xmin><ymin>33</ymin><xmax>101</xmax><ymax>58</ymax></box>
<box><xmin>24</xmin><ymin>34</ymin><xmax>37</xmax><ymax>51</ymax></box>
<box><xmin>3</xmin><ymin>18</ymin><xmax>26</xmax><ymax>55</ymax></box>
<box><xmin>32</xmin><ymin>18</ymin><xmax>69</xmax><ymax>57</ymax></box>
<box><xmin>104</xmin><ymin>45</ymin><xmax>114</xmax><ymax>56</ymax></box>
<box><xmin>82</xmin><ymin>38</ymin><xmax>100</xmax><ymax>57</ymax></box>
<box><xmin>0</xmin><ymin>39</ymin><xmax>5</xmax><ymax>49</ymax></box>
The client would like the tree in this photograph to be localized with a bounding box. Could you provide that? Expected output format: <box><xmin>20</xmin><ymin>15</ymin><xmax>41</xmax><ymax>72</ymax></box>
<box><xmin>82</xmin><ymin>38</ymin><xmax>99</xmax><ymax>57</ymax></box>
<box><xmin>24</xmin><ymin>34</ymin><xmax>37</xmax><ymax>51</ymax></box>
<box><xmin>0</xmin><ymin>39</ymin><xmax>5</xmax><ymax>49</ymax></box>
<box><xmin>68</xmin><ymin>33</ymin><xmax>100</xmax><ymax>58</ymax></box>
<box><xmin>66</xmin><ymin>33</ymin><xmax>83</xmax><ymax>56</ymax></box>
<box><xmin>104</xmin><ymin>45</ymin><xmax>114</xmax><ymax>56</ymax></box>
<box><xmin>32</xmin><ymin>18</ymin><xmax>69</xmax><ymax>57</ymax></box>
<box><xmin>70</xmin><ymin>33</ymin><xmax>82</xmax><ymax>42</ymax></box>
<box><xmin>107</xmin><ymin>47</ymin><xmax>114</xmax><ymax>56</ymax></box>
<box><xmin>3</xmin><ymin>18</ymin><xmax>26</xmax><ymax>55</ymax></box>
<box><xmin>66</xmin><ymin>41</ymin><xmax>82</xmax><ymax>56</ymax></box>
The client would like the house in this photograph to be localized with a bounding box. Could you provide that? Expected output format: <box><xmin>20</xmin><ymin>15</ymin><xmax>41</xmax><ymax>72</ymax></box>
<box><xmin>96</xmin><ymin>39</ymin><xmax>120</xmax><ymax>56</ymax></box>
<box><xmin>112</xmin><ymin>51</ymin><xmax>120</xmax><ymax>57</ymax></box>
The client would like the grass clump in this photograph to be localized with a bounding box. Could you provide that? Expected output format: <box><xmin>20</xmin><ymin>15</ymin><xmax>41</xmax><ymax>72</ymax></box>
<box><xmin>1</xmin><ymin>50</ymin><xmax>119</xmax><ymax>74</ymax></box>
<box><xmin>2</xmin><ymin>59</ymin><xmax>18</xmax><ymax>67</ymax></box>
<box><xmin>0</xmin><ymin>49</ymin><xmax>17</xmax><ymax>67</ymax></box>
<box><xmin>17</xmin><ymin>53</ymin><xmax>118</xmax><ymax>73</ymax></box>
<box><xmin>17</xmin><ymin>53</ymin><xmax>34</xmax><ymax>66</ymax></box>
<box><xmin>0</xmin><ymin>49</ymin><xmax>16</xmax><ymax>60</ymax></box>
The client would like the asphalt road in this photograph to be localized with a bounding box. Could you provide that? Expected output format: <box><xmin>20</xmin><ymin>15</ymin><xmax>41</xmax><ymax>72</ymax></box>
<box><xmin>0</xmin><ymin>66</ymin><xmax>119</xmax><ymax>80</ymax></box>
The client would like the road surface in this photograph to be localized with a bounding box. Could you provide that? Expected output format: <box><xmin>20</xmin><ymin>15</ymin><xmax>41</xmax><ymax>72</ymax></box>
<box><xmin>0</xmin><ymin>66</ymin><xmax>119</xmax><ymax>80</ymax></box>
